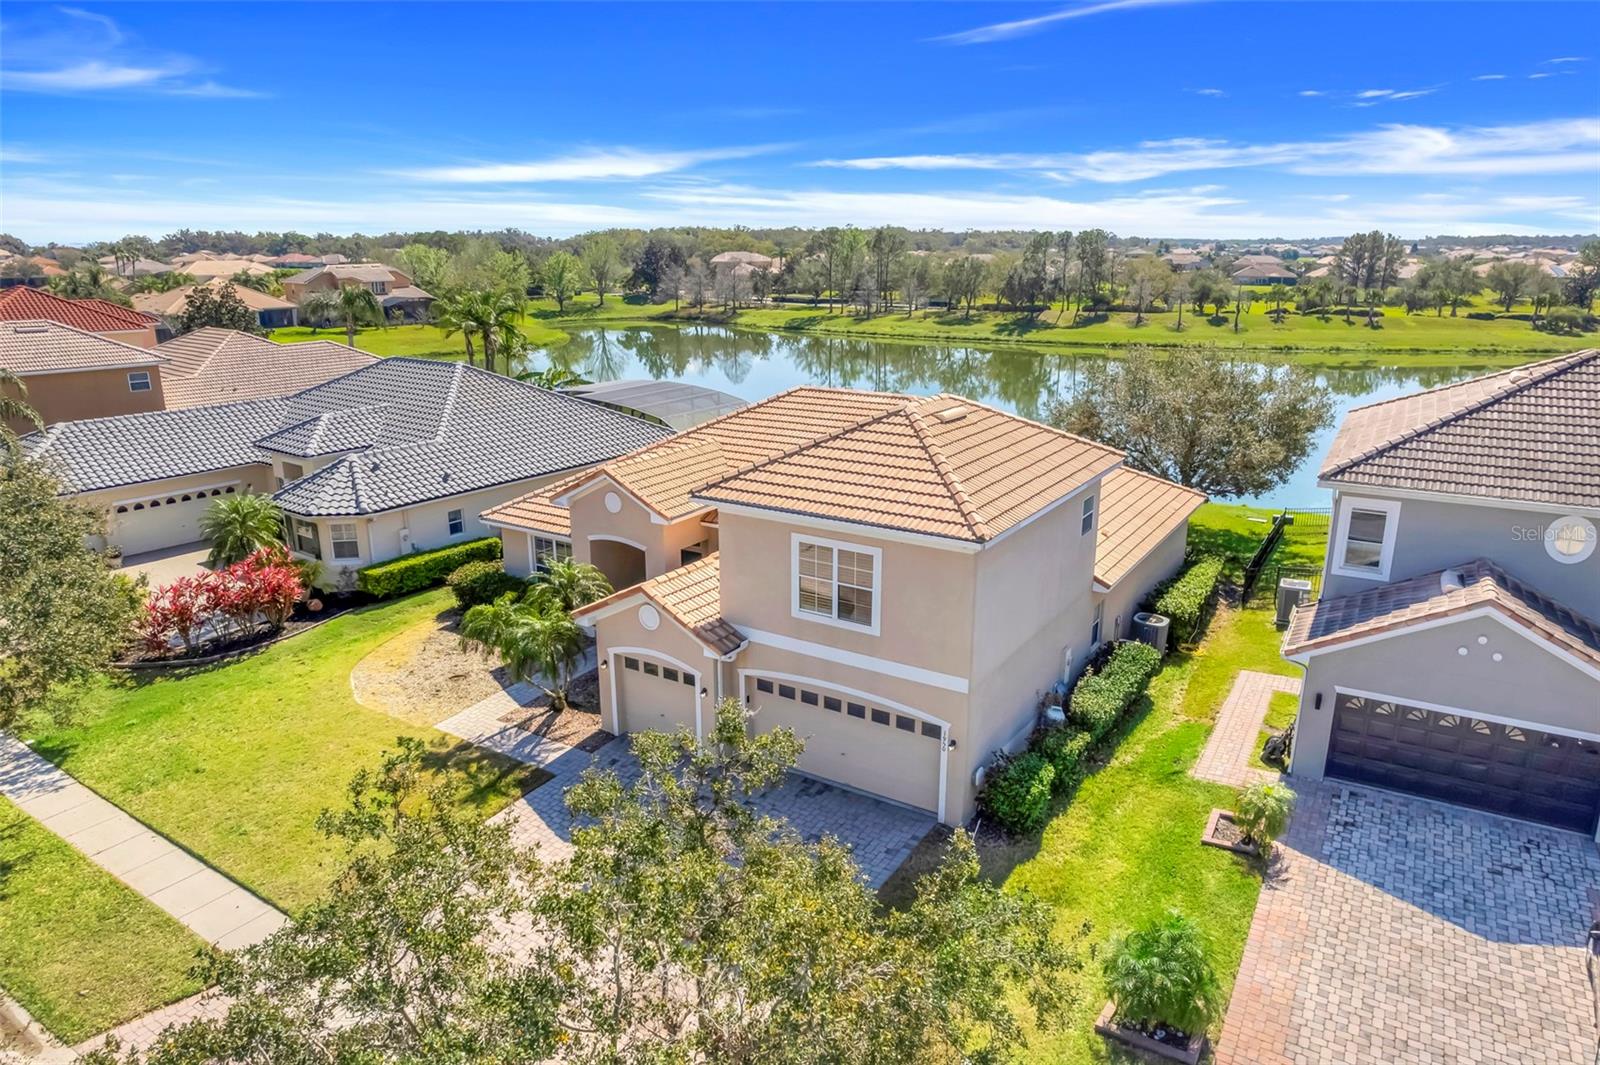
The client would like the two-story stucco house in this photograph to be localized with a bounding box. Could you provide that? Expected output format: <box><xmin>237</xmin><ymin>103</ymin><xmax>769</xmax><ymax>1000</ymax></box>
<box><xmin>1282</xmin><ymin>349</ymin><xmax>1600</xmax><ymax>839</ymax></box>
<box><xmin>482</xmin><ymin>388</ymin><xmax>1205</xmax><ymax>825</ymax></box>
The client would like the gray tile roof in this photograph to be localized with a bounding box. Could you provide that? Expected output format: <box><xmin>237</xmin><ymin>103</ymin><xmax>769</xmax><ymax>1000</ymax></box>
<box><xmin>25</xmin><ymin>358</ymin><xmax>670</xmax><ymax>513</ymax></box>
<box><xmin>1321</xmin><ymin>350</ymin><xmax>1600</xmax><ymax>508</ymax></box>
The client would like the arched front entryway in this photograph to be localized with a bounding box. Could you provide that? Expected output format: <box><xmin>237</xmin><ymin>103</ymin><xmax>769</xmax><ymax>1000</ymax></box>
<box><xmin>589</xmin><ymin>536</ymin><xmax>646</xmax><ymax>590</ymax></box>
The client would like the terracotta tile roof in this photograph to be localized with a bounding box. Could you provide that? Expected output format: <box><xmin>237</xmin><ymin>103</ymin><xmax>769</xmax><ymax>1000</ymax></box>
<box><xmin>573</xmin><ymin>553</ymin><xmax>745</xmax><ymax>656</ymax></box>
<box><xmin>132</xmin><ymin>281</ymin><xmax>295</xmax><ymax>317</ymax></box>
<box><xmin>481</xmin><ymin>486</ymin><xmax>572</xmax><ymax>535</ymax></box>
<box><xmin>0</xmin><ymin>320</ymin><xmax>165</xmax><ymax>376</ymax></box>
<box><xmin>1320</xmin><ymin>350</ymin><xmax>1600</xmax><ymax>508</ymax></box>
<box><xmin>155</xmin><ymin>328</ymin><xmax>380</xmax><ymax>409</ymax></box>
<box><xmin>1283</xmin><ymin>559</ymin><xmax>1600</xmax><ymax>670</ymax></box>
<box><xmin>0</xmin><ymin>287</ymin><xmax>154</xmax><ymax>334</ymax></box>
<box><xmin>1095</xmin><ymin>467</ymin><xmax>1207</xmax><ymax>588</ymax></box>
<box><xmin>697</xmin><ymin>396</ymin><xmax>1123</xmax><ymax>543</ymax></box>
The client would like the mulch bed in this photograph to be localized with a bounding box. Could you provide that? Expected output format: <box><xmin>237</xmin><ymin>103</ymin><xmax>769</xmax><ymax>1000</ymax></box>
<box><xmin>121</xmin><ymin>597</ymin><xmax>360</xmax><ymax>668</ymax></box>
<box><xmin>498</xmin><ymin>669</ymin><xmax>613</xmax><ymax>752</ymax></box>
<box><xmin>1202</xmin><ymin>808</ymin><xmax>1262</xmax><ymax>857</ymax></box>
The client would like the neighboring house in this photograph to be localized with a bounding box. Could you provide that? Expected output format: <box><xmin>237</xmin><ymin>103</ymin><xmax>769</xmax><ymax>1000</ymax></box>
<box><xmin>184</xmin><ymin>259</ymin><xmax>274</xmax><ymax>282</ymax></box>
<box><xmin>133</xmin><ymin>280</ymin><xmax>299</xmax><ymax>330</ymax></box>
<box><xmin>1282</xmin><ymin>350</ymin><xmax>1600</xmax><ymax>839</ymax></box>
<box><xmin>0</xmin><ymin>286</ymin><xmax>160</xmax><ymax>347</ymax></box>
<box><xmin>97</xmin><ymin>256</ymin><xmax>174</xmax><ymax>278</ymax></box>
<box><xmin>483</xmin><ymin>388</ymin><xmax>1203</xmax><ymax>825</ymax></box>
<box><xmin>709</xmin><ymin>250</ymin><xmax>776</xmax><ymax>272</ymax></box>
<box><xmin>154</xmin><ymin>327</ymin><xmax>377</xmax><ymax>409</ymax></box>
<box><xmin>280</xmin><ymin>264</ymin><xmax>434</xmax><ymax>321</ymax></box>
<box><xmin>0</xmin><ymin>320</ymin><xmax>167</xmax><ymax>431</ymax></box>
<box><xmin>1230</xmin><ymin>263</ymin><xmax>1298</xmax><ymax>286</ymax></box>
<box><xmin>25</xmin><ymin>358</ymin><xmax>668</xmax><ymax>562</ymax></box>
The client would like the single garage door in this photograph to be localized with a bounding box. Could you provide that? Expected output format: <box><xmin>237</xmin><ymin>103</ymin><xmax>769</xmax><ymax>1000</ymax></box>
<box><xmin>1326</xmin><ymin>692</ymin><xmax>1600</xmax><ymax>834</ymax></box>
<box><xmin>616</xmin><ymin>653</ymin><xmax>699</xmax><ymax>735</ymax></box>
<box><xmin>748</xmin><ymin>676</ymin><xmax>942</xmax><ymax>815</ymax></box>
<box><xmin>110</xmin><ymin>484</ymin><xmax>239</xmax><ymax>555</ymax></box>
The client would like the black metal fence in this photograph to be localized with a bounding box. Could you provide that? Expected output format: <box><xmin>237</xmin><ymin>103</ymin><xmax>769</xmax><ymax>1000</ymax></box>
<box><xmin>1239</xmin><ymin>508</ymin><xmax>1330</xmax><ymax>604</ymax></box>
<box><xmin>1261</xmin><ymin>562</ymin><xmax>1323</xmax><ymax>603</ymax></box>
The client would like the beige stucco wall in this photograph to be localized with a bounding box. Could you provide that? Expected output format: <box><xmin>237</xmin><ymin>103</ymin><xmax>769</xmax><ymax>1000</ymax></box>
<box><xmin>7</xmin><ymin>366</ymin><xmax>165</xmax><ymax>430</ymax></box>
<box><xmin>565</xmin><ymin>478</ymin><xmax>715</xmax><ymax>588</ymax></box>
<box><xmin>592</xmin><ymin>604</ymin><xmax>712</xmax><ymax>737</ymax></box>
<box><xmin>102</xmin><ymin>326</ymin><xmax>159</xmax><ymax>349</ymax></box>
<box><xmin>1097</xmin><ymin>524</ymin><xmax>1189</xmax><ymax>643</ymax></box>
<box><xmin>1290</xmin><ymin>614</ymin><xmax>1600</xmax><ymax>783</ymax></box>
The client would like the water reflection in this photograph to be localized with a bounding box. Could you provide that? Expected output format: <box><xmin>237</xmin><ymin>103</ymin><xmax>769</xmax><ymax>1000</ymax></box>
<box><xmin>524</xmin><ymin>325</ymin><xmax>1485</xmax><ymax>507</ymax></box>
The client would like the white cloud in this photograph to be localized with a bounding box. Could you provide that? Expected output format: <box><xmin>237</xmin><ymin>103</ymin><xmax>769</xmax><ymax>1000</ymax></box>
<box><xmin>1192</xmin><ymin>87</ymin><xmax>1225</xmax><ymax>97</ymax></box>
<box><xmin>930</xmin><ymin>0</ymin><xmax>1197</xmax><ymax>45</ymax></box>
<box><xmin>1472</xmin><ymin>73</ymin><xmax>1507</xmax><ymax>80</ymax></box>
<box><xmin>1545</xmin><ymin>56</ymin><xmax>1588</xmax><ymax>64</ymax></box>
<box><xmin>0</xmin><ymin>9</ymin><xmax>261</xmax><ymax>97</ymax></box>
<box><xmin>1356</xmin><ymin>89</ymin><xmax>1394</xmax><ymax>99</ymax></box>
<box><xmin>810</xmin><ymin>118</ymin><xmax>1600</xmax><ymax>182</ymax></box>
<box><xmin>394</xmin><ymin>145</ymin><xmax>778</xmax><ymax>184</ymax></box>
<box><xmin>1298</xmin><ymin>89</ymin><xmax>1325</xmax><ymax>97</ymax></box>
<box><xmin>1386</xmin><ymin>89</ymin><xmax>1436</xmax><ymax>101</ymax></box>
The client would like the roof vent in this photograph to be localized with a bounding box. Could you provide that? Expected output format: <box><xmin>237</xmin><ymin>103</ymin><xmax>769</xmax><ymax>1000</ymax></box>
<box><xmin>1506</xmin><ymin>369</ymin><xmax>1531</xmax><ymax>385</ymax></box>
<box><xmin>12</xmin><ymin>323</ymin><xmax>49</xmax><ymax>334</ymax></box>
<box><xmin>369</xmin><ymin>461</ymin><xmax>380</xmax><ymax>472</ymax></box>
<box><xmin>933</xmin><ymin>404</ymin><xmax>970</xmax><ymax>423</ymax></box>
<box><xmin>441</xmin><ymin>470</ymin><xmax>451</xmax><ymax>482</ymax></box>
<box><xmin>1439</xmin><ymin>568</ymin><xmax>1464</xmax><ymax>593</ymax></box>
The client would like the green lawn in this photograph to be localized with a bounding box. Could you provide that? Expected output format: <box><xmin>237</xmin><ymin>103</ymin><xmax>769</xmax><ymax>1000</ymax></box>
<box><xmin>0</xmin><ymin>796</ymin><xmax>205</xmax><ymax>1044</ymax></box>
<box><xmin>26</xmin><ymin>590</ymin><xmax>545</xmax><ymax>913</ymax></box>
<box><xmin>1187</xmin><ymin>502</ymin><xmax>1330</xmax><ymax>579</ymax></box>
<box><xmin>1250</xmin><ymin>690</ymin><xmax>1300</xmax><ymax>772</ymax></box>
<box><xmin>270</xmin><ymin>318</ymin><xmax>567</xmax><ymax>361</ymax></box>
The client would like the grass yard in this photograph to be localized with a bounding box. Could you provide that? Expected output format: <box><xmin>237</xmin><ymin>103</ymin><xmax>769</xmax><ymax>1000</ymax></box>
<box><xmin>26</xmin><ymin>590</ymin><xmax>546</xmax><ymax>913</ymax></box>
<box><xmin>0</xmin><ymin>796</ymin><xmax>205</xmax><ymax>1044</ymax></box>
<box><xmin>1250</xmin><ymin>690</ymin><xmax>1301</xmax><ymax>772</ymax></box>
<box><xmin>270</xmin><ymin>318</ymin><xmax>567</xmax><ymax>361</ymax></box>
<box><xmin>1187</xmin><ymin>502</ymin><xmax>1330</xmax><ymax>579</ymax></box>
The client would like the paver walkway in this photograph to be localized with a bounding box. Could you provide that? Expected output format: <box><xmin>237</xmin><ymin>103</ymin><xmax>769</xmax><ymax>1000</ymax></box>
<box><xmin>0</xmin><ymin>735</ymin><xmax>286</xmax><ymax>951</ymax></box>
<box><xmin>1191</xmin><ymin>670</ymin><xmax>1300</xmax><ymax>788</ymax></box>
<box><xmin>1215</xmin><ymin>780</ymin><xmax>1600</xmax><ymax>1065</ymax></box>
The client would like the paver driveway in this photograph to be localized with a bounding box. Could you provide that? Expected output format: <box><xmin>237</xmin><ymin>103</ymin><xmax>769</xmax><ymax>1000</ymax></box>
<box><xmin>1218</xmin><ymin>781</ymin><xmax>1600</xmax><ymax>1065</ymax></box>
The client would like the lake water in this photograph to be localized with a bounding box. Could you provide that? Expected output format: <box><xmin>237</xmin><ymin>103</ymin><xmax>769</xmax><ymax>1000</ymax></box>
<box><xmin>528</xmin><ymin>325</ymin><xmax>1484</xmax><ymax>509</ymax></box>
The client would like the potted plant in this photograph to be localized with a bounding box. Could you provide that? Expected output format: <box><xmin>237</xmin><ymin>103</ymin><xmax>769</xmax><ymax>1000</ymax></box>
<box><xmin>1097</xmin><ymin>910</ymin><xmax>1220</xmax><ymax>1064</ymax></box>
<box><xmin>1204</xmin><ymin>780</ymin><xmax>1296</xmax><ymax>857</ymax></box>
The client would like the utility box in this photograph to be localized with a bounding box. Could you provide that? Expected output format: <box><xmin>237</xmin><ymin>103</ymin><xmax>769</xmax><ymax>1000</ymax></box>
<box><xmin>1132</xmin><ymin>612</ymin><xmax>1170</xmax><ymax>655</ymax></box>
<box><xmin>1276</xmin><ymin>578</ymin><xmax>1313</xmax><ymax>629</ymax></box>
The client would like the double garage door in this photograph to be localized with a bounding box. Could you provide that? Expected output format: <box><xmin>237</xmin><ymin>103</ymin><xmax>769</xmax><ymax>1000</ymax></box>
<box><xmin>748</xmin><ymin>676</ymin><xmax>943</xmax><ymax>815</ymax></box>
<box><xmin>1327</xmin><ymin>692</ymin><xmax>1600</xmax><ymax>834</ymax></box>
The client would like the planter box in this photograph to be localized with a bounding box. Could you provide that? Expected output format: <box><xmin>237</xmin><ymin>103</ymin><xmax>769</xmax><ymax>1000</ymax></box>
<box><xmin>1095</xmin><ymin>1001</ymin><xmax>1207</xmax><ymax>1065</ymax></box>
<box><xmin>1201</xmin><ymin>808</ymin><xmax>1262</xmax><ymax>857</ymax></box>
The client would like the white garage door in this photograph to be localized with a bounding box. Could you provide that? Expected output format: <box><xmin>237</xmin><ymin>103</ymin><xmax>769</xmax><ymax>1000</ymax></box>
<box><xmin>747</xmin><ymin>675</ymin><xmax>943</xmax><ymax>815</ymax></box>
<box><xmin>110</xmin><ymin>483</ymin><xmax>239</xmax><ymax>556</ymax></box>
<box><xmin>616</xmin><ymin>652</ymin><xmax>701</xmax><ymax>735</ymax></box>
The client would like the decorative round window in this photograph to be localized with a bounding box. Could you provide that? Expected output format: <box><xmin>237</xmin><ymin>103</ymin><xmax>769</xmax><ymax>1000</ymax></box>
<box><xmin>637</xmin><ymin>604</ymin><xmax>660</xmax><ymax>631</ymax></box>
<box><xmin>604</xmin><ymin>491</ymin><xmax>622</xmax><ymax>514</ymax></box>
<box><xmin>1545</xmin><ymin>514</ymin><xmax>1596</xmax><ymax>565</ymax></box>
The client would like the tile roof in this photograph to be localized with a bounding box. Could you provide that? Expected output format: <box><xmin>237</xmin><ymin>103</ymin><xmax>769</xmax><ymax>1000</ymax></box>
<box><xmin>283</xmin><ymin>264</ymin><xmax>403</xmax><ymax>285</ymax></box>
<box><xmin>25</xmin><ymin>358</ymin><xmax>668</xmax><ymax>511</ymax></box>
<box><xmin>1283</xmin><ymin>559</ymin><xmax>1600</xmax><ymax>671</ymax></box>
<box><xmin>573</xmin><ymin>553</ymin><xmax>745</xmax><ymax>656</ymax></box>
<box><xmin>0</xmin><ymin>320</ymin><xmax>165</xmax><ymax>376</ymax></box>
<box><xmin>132</xmin><ymin>281</ymin><xmax>296</xmax><ymax>317</ymax></box>
<box><xmin>184</xmin><ymin>260</ymin><xmax>272</xmax><ymax>281</ymax></box>
<box><xmin>1094</xmin><ymin>467</ymin><xmax>1207</xmax><ymax>588</ymax></box>
<box><xmin>481</xmin><ymin>486</ymin><xmax>572</xmax><ymax>536</ymax></box>
<box><xmin>696</xmin><ymin>395</ymin><xmax>1123</xmax><ymax>543</ymax></box>
<box><xmin>0</xmin><ymin>287</ymin><xmax>155</xmax><ymax>334</ymax></box>
<box><xmin>1320</xmin><ymin>350</ymin><xmax>1600</xmax><ymax>509</ymax></box>
<box><xmin>154</xmin><ymin>328</ymin><xmax>379</xmax><ymax>409</ymax></box>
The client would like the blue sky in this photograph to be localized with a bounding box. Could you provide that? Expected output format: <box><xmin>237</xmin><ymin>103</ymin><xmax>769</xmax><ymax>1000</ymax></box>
<box><xmin>2</xmin><ymin>1</ymin><xmax>1597</xmax><ymax>243</ymax></box>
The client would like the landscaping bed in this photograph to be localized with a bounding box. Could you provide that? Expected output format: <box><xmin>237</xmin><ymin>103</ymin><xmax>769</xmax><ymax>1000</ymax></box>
<box><xmin>125</xmin><ymin>595</ymin><xmax>361</xmax><ymax>667</ymax></box>
<box><xmin>1094</xmin><ymin>1001</ymin><xmax>1207</xmax><ymax>1065</ymax></box>
<box><xmin>497</xmin><ymin>669</ymin><xmax>612</xmax><ymax>752</ymax></box>
<box><xmin>350</xmin><ymin>610</ymin><xmax>514</xmax><ymax>727</ymax></box>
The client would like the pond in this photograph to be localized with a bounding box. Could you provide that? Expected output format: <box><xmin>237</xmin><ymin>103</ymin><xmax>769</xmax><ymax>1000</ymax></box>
<box><xmin>530</xmin><ymin>325</ymin><xmax>1486</xmax><ymax>509</ymax></box>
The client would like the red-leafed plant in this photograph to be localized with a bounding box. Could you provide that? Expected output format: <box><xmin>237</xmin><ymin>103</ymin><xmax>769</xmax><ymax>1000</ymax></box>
<box><xmin>143</xmin><ymin>576</ymin><xmax>210</xmax><ymax>655</ymax></box>
<box><xmin>140</xmin><ymin>549</ymin><xmax>306</xmax><ymax>657</ymax></box>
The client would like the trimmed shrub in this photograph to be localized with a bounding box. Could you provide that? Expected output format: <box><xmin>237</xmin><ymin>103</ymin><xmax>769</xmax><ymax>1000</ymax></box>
<box><xmin>446</xmin><ymin>559</ymin><xmax>525</xmax><ymax>610</ymax></box>
<box><xmin>979</xmin><ymin>751</ymin><xmax>1055</xmax><ymax>835</ymax></box>
<box><xmin>1036</xmin><ymin>726</ymin><xmax>1096</xmax><ymax>787</ymax></box>
<box><xmin>356</xmin><ymin>537</ymin><xmax>502</xmax><ymax>599</ymax></box>
<box><xmin>1068</xmin><ymin>641</ymin><xmax>1161</xmax><ymax>739</ymax></box>
<box><xmin>1149</xmin><ymin>555</ymin><xmax>1224</xmax><ymax>641</ymax></box>
<box><xmin>1103</xmin><ymin>910</ymin><xmax>1221</xmax><ymax>1038</ymax></box>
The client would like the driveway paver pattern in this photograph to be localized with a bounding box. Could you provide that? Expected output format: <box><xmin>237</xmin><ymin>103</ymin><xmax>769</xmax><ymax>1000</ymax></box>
<box><xmin>1217</xmin><ymin>779</ymin><xmax>1600</xmax><ymax>1065</ymax></box>
<box><xmin>1192</xmin><ymin>669</ymin><xmax>1299</xmax><ymax>788</ymax></box>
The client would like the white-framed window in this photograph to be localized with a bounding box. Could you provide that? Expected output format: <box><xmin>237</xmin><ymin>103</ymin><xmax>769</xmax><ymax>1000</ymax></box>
<box><xmin>447</xmin><ymin>509</ymin><xmax>464</xmax><ymax>535</ymax></box>
<box><xmin>1081</xmin><ymin>494</ymin><xmax>1096</xmax><ymax>535</ymax></box>
<box><xmin>533</xmin><ymin>535</ymin><xmax>572</xmax><ymax>572</ymax></box>
<box><xmin>292</xmin><ymin>517</ymin><xmax>321</xmax><ymax>559</ymax></box>
<box><xmin>368</xmin><ymin>280</ymin><xmax>388</xmax><ymax>295</ymax></box>
<box><xmin>1331</xmin><ymin>496</ymin><xmax>1401</xmax><ymax>581</ymax></box>
<box><xmin>127</xmin><ymin>370</ymin><xmax>152</xmax><ymax>392</ymax></box>
<box><xmin>791</xmin><ymin>534</ymin><xmax>881</xmax><ymax>635</ymax></box>
<box><xmin>330</xmin><ymin>522</ymin><xmax>360</xmax><ymax>560</ymax></box>
<box><xmin>1090</xmin><ymin>601</ymin><xmax>1104</xmax><ymax>646</ymax></box>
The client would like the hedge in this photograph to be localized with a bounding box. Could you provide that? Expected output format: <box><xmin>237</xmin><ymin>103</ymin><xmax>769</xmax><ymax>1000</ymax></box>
<box><xmin>1150</xmin><ymin>555</ymin><xmax>1225</xmax><ymax>642</ymax></box>
<box><xmin>356</xmin><ymin>537</ymin><xmax>502</xmax><ymax>599</ymax></box>
<box><xmin>1036</xmin><ymin>726</ymin><xmax>1096</xmax><ymax>786</ymax></box>
<box><xmin>979</xmin><ymin>752</ymin><xmax>1055</xmax><ymax>835</ymax></box>
<box><xmin>1069</xmin><ymin>641</ymin><xmax>1162</xmax><ymax>740</ymax></box>
<box><xmin>446</xmin><ymin>559</ymin><xmax>526</xmax><ymax>609</ymax></box>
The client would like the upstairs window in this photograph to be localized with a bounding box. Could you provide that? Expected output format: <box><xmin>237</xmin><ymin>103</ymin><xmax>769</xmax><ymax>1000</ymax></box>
<box><xmin>1332</xmin><ymin>497</ymin><xmax>1401</xmax><ymax>581</ymax></box>
<box><xmin>281</xmin><ymin>461</ymin><xmax>304</xmax><ymax>482</ymax></box>
<box><xmin>793</xmin><ymin>535</ymin><xmax>880</xmax><ymax>634</ymax></box>
<box><xmin>1081</xmin><ymin>494</ymin><xmax>1096</xmax><ymax>535</ymax></box>
<box><xmin>127</xmin><ymin>371</ymin><xmax>152</xmax><ymax>392</ymax></box>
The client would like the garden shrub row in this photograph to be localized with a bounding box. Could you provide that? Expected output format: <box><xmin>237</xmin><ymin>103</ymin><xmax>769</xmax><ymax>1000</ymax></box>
<box><xmin>356</xmin><ymin>537</ymin><xmax>502</xmax><ymax>599</ymax></box>
<box><xmin>1149</xmin><ymin>555</ymin><xmax>1225</xmax><ymax>641</ymax></box>
<box><xmin>446</xmin><ymin>559</ymin><xmax>527</xmax><ymax>609</ymax></box>
<box><xmin>980</xmin><ymin>639</ymin><xmax>1165</xmax><ymax>835</ymax></box>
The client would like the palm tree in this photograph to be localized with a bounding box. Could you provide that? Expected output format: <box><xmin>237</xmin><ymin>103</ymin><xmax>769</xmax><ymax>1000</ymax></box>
<box><xmin>432</xmin><ymin>290</ymin><xmax>478</xmax><ymax>367</ymax></box>
<box><xmin>515</xmin><ymin>365</ymin><xmax>590</xmax><ymax>389</ymax></box>
<box><xmin>333</xmin><ymin>284</ymin><xmax>384</xmax><ymax>347</ymax></box>
<box><xmin>464</xmin><ymin>289</ymin><xmax>525</xmax><ymax>374</ymax></box>
<box><xmin>0</xmin><ymin>369</ymin><xmax>41</xmax><ymax>452</ymax></box>
<box><xmin>527</xmin><ymin>558</ymin><xmax>612</xmax><ymax>614</ymax></box>
<box><xmin>458</xmin><ymin>597</ymin><xmax>585</xmax><ymax>709</ymax></box>
<box><xmin>199</xmin><ymin>493</ymin><xmax>285</xmax><ymax>567</ymax></box>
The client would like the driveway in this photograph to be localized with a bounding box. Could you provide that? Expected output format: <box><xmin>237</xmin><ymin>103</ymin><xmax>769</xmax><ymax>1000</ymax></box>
<box><xmin>121</xmin><ymin>541</ymin><xmax>211</xmax><ymax>588</ymax></box>
<box><xmin>1217</xmin><ymin>781</ymin><xmax>1600</xmax><ymax>1065</ymax></box>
